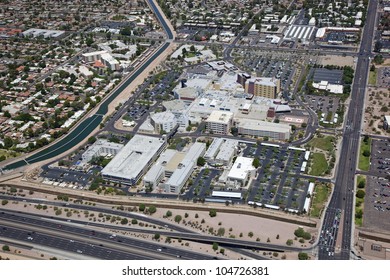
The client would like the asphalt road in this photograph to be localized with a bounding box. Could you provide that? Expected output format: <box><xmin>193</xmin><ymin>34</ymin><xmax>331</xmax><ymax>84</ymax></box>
<box><xmin>318</xmin><ymin>0</ymin><xmax>378</xmax><ymax>260</ymax></box>
<box><xmin>0</xmin><ymin>210</ymin><xmax>218</xmax><ymax>260</ymax></box>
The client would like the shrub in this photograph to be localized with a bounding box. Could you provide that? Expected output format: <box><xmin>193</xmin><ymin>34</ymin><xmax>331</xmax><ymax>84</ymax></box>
<box><xmin>356</xmin><ymin>190</ymin><xmax>365</xmax><ymax>199</ymax></box>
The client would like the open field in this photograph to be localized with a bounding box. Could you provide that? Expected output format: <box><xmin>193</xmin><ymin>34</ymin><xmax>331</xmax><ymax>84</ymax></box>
<box><xmin>310</xmin><ymin>183</ymin><xmax>331</xmax><ymax>218</ymax></box>
<box><xmin>309</xmin><ymin>153</ymin><xmax>328</xmax><ymax>176</ymax></box>
<box><xmin>308</xmin><ymin>136</ymin><xmax>335</xmax><ymax>152</ymax></box>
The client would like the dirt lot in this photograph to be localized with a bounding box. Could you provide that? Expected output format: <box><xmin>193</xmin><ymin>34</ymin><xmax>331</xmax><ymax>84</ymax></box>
<box><xmin>363</xmin><ymin>86</ymin><xmax>390</xmax><ymax>136</ymax></box>
<box><xmin>318</xmin><ymin>55</ymin><xmax>355</xmax><ymax>67</ymax></box>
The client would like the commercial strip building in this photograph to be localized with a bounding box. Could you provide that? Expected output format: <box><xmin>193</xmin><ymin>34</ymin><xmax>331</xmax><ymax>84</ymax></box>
<box><xmin>227</xmin><ymin>157</ymin><xmax>256</xmax><ymax>188</ymax></box>
<box><xmin>164</xmin><ymin>142</ymin><xmax>206</xmax><ymax>193</ymax></box>
<box><xmin>102</xmin><ymin>135</ymin><xmax>166</xmax><ymax>186</ymax></box>
<box><xmin>236</xmin><ymin>118</ymin><xmax>291</xmax><ymax>140</ymax></box>
<box><xmin>81</xmin><ymin>139</ymin><xmax>124</xmax><ymax>165</ymax></box>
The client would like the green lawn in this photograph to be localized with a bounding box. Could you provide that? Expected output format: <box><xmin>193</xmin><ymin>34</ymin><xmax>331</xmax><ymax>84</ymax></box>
<box><xmin>309</xmin><ymin>153</ymin><xmax>328</xmax><ymax>176</ymax></box>
<box><xmin>308</xmin><ymin>136</ymin><xmax>335</xmax><ymax>152</ymax></box>
<box><xmin>358</xmin><ymin>138</ymin><xmax>371</xmax><ymax>171</ymax></box>
<box><xmin>368</xmin><ymin>70</ymin><xmax>377</xmax><ymax>86</ymax></box>
<box><xmin>310</xmin><ymin>183</ymin><xmax>331</xmax><ymax>218</ymax></box>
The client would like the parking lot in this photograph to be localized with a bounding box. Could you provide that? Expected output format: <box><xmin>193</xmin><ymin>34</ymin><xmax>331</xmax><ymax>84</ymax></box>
<box><xmin>305</xmin><ymin>95</ymin><xmax>342</xmax><ymax>126</ymax></box>
<box><xmin>370</xmin><ymin>139</ymin><xmax>390</xmax><ymax>175</ymax></box>
<box><xmin>181</xmin><ymin>168</ymin><xmax>222</xmax><ymax>202</ymax></box>
<box><xmin>41</xmin><ymin>167</ymin><xmax>94</xmax><ymax>189</ymax></box>
<box><xmin>238</xmin><ymin>51</ymin><xmax>298</xmax><ymax>98</ymax></box>
<box><xmin>363</xmin><ymin>176</ymin><xmax>390</xmax><ymax>232</ymax></box>
<box><xmin>244</xmin><ymin>144</ymin><xmax>310</xmax><ymax>212</ymax></box>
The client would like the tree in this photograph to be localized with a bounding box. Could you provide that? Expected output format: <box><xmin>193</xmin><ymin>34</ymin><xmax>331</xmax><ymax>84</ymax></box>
<box><xmin>248</xmin><ymin>232</ymin><xmax>254</xmax><ymax>238</ymax></box>
<box><xmin>1</xmin><ymin>200</ymin><xmax>8</xmax><ymax>206</ymax></box>
<box><xmin>190</xmin><ymin>45</ymin><xmax>196</xmax><ymax>53</ymax></box>
<box><xmin>182</xmin><ymin>47</ymin><xmax>187</xmax><ymax>57</ymax></box>
<box><xmin>217</xmin><ymin>227</ymin><xmax>225</xmax><ymax>236</ymax></box>
<box><xmin>131</xmin><ymin>218</ymin><xmax>138</xmax><ymax>224</ymax></box>
<box><xmin>298</xmin><ymin>252</ymin><xmax>309</xmax><ymax>260</ymax></box>
<box><xmin>2</xmin><ymin>245</ymin><xmax>10</xmax><ymax>251</ymax></box>
<box><xmin>139</xmin><ymin>204</ymin><xmax>145</xmax><ymax>212</ymax></box>
<box><xmin>88</xmin><ymin>136</ymin><xmax>97</xmax><ymax>144</ymax></box>
<box><xmin>363</xmin><ymin>150</ymin><xmax>370</xmax><ymax>157</ymax></box>
<box><xmin>373</xmin><ymin>54</ymin><xmax>384</xmax><ymax>64</ymax></box>
<box><xmin>209</xmin><ymin>209</ymin><xmax>217</xmax><ymax>217</ymax></box>
<box><xmin>286</xmin><ymin>239</ymin><xmax>293</xmax><ymax>246</ymax></box>
<box><xmin>148</xmin><ymin>205</ymin><xmax>157</xmax><ymax>214</ymax></box>
<box><xmin>212</xmin><ymin>242</ymin><xmax>218</xmax><ymax>251</ymax></box>
<box><xmin>356</xmin><ymin>190</ymin><xmax>365</xmax><ymax>199</ymax></box>
<box><xmin>174</xmin><ymin>215</ymin><xmax>182</xmax><ymax>223</ymax></box>
<box><xmin>197</xmin><ymin>157</ymin><xmax>206</xmax><ymax>166</ymax></box>
<box><xmin>154</xmin><ymin>233</ymin><xmax>160</xmax><ymax>240</ymax></box>
<box><xmin>355</xmin><ymin>209</ymin><xmax>363</xmax><ymax>219</ymax></box>
<box><xmin>230</xmin><ymin>127</ymin><xmax>238</xmax><ymax>136</ymax></box>
<box><xmin>252</xmin><ymin>158</ymin><xmax>260</xmax><ymax>168</ymax></box>
<box><xmin>166</xmin><ymin>210</ymin><xmax>172</xmax><ymax>217</ymax></box>
<box><xmin>121</xmin><ymin>218</ymin><xmax>128</xmax><ymax>225</ymax></box>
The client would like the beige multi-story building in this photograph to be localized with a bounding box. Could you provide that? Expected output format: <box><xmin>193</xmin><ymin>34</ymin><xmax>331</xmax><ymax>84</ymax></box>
<box><xmin>244</xmin><ymin>77</ymin><xmax>280</xmax><ymax>99</ymax></box>
<box><xmin>205</xmin><ymin>110</ymin><xmax>233</xmax><ymax>135</ymax></box>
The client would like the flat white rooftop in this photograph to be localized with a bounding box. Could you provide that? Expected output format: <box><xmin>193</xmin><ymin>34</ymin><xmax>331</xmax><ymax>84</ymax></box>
<box><xmin>212</xmin><ymin>191</ymin><xmax>242</xmax><ymax>199</ymax></box>
<box><xmin>237</xmin><ymin>118</ymin><xmax>291</xmax><ymax>134</ymax></box>
<box><xmin>206</xmin><ymin>110</ymin><xmax>233</xmax><ymax>124</ymax></box>
<box><xmin>102</xmin><ymin>135</ymin><xmax>165</xmax><ymax>181</ymax></box>
<box><xmin>228</xmin><ymin>156</ymin><xmax>255</xmax><ymax>181</ymax></box>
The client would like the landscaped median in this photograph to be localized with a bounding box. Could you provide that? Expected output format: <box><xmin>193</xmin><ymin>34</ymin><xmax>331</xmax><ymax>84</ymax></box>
<box><xmin>355</xmin><ymin>175</ymin><xmax>366</xmax><ymax>227</ymax></box>
<box><xmin>358</xmin><ymin>136</ymin><xmax>371</xmax><ymax>171</ymax></box>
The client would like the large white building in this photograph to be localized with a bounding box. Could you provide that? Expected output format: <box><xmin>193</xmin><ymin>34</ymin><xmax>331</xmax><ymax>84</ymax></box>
<box><xmin>101</xmin><ymin>135</ymin><xmax>166</xmax><ymax>186</ymax></box>
<box><xmin>236</xmin><ymin>118</ymin><xmax>291</xmax><ymax>140</ymax></box>
<box><xmin>227</xmin><ymin>157</ymin><xmax>256</xmax><ymax>188</ymax></box>
<box><xmin>204</xmin><ymin>138</ymin><xmax>238</xmax><ymax>166</ymax></box>
<box><xmin>143</xmin><ymin>149</ymin><xmax>176</xmax><ymax>189</ymax></box>
<box><xmin>150</xmin><ymin>111</ymin><xmax>178</xmax><ymax>133</ymax></box>
<box><xmin>164</xmin><ymin>142</ymin><xmax>206</xmax><ymax>193</ymax></box>
<box><xmin>206</xmin><ymin>110</ymin><xmax>233</xmax><ymax>135</ymax></box>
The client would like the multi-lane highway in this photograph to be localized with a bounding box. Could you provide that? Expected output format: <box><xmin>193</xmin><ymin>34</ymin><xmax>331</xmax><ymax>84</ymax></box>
<box><xmin>0</xmin><ymin>196</ymin><xmax>301</xmax><ymax>254</ymax></box>
<box><xmin>2</xmin><ymin>0</ymin><xmax>174</xmax><ymax>172</ymax></box>
<box><xmin>318</xmin><ymin>0</ymin><xmax>378</xmax><ymax>260</ymax></box>
<box><xmin>0</xmin><ymin>209</ymin><xmax>219</xmax><ymax>260</ymax></box>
